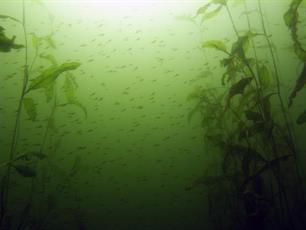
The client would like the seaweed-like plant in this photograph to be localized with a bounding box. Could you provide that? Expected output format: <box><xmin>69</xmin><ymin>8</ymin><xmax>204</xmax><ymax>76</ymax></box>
<box><xmin>187</xmin><ymin>0</ymin><xmax>306</xmax><ymax>229</ymax></box>
<box><xmin>0</xmin><ymin>1</ymin><xmax>85</xmax><ymax>229</ymax></box>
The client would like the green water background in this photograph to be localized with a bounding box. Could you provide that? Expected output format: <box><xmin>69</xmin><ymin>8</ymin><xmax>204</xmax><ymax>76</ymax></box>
<box><xmin>0</xmin><ymin>0</ymin><xmax>306</xmax><ymax>229</ymax></box>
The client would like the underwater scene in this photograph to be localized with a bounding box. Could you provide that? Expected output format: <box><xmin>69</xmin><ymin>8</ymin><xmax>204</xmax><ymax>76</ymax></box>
<box><xmin>0</xmin><ymin>0</ymin><xmax>306</xmax><ymax>229</ymax></box>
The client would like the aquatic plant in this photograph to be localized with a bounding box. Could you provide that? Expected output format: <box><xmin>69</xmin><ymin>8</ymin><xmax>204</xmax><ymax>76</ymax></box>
<box><xmin>0</xmin><ymin>1</ymin><xmax>85</xmax><ymax>229</ymax></box>
<box><xmin>187</xmin><ymin>0</ymin><xmax>306</xmax><ymax>229</ymax></box>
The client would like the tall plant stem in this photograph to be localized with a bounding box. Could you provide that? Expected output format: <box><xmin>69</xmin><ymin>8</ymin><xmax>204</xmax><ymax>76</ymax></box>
<box><xmin>257</xmin><ymin>0</ymin><xmax>296</xmax><ymax>151</ymax></box>
<box><xmin>224</xmin><ymin>2</ymin><xmax>264</xmax><ymax>117</ymax></box>
<box><xmin>224</xmin><ymin>1</ymin><xmax>297</xmax><ymax>228</ymax></box>
<box><xmin>3</xmin><ymin>0</ymin><xmax>29</xmax><ymax>212</ymax></box>
<box><xmin>257</xmin><ymin>0</ymin><xmax>305</xmax><ymax>201</ymax></box>
<box><xmin>39</xmin><ymin>91</ymin><xmax>57</xmax><ymax>154</ymax></box>
<box><xmin>243</xmin><ymin>1</ymin><xmax>263</xmax><ymax>90</ymax></box>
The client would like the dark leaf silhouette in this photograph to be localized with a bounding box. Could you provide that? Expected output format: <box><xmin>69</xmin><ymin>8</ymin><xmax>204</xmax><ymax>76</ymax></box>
<box><xmin>12</xmin><ymin>164</ymin><xmax>36</xmax><ymax>178</ymax></box>
<box><xmin>0</xmin><ymin>26</ymin><xmax>24</xmax><ymax>52</ymax></box>
<box><xmin>239</xmin><ymin>122</ymin><xmax>266</xmax><ymax>139</ymax></box>
<box><xmin>0</xmin><ymin>14</ymin><xmax>21</xmax><ymax>23</ymax></box>
<box><xmin>288</xmin><ymin>64</ymin><xmax>306</xmax><ymax>107</ymax></box>
<box><xmin>284</xmin><ymin>0</ymin><xmax>306</xmax><ymax>62</ymax></box>
<box><xmin>62</xmin><ymin>75</ymin><xmax>87</xmax><ymax>118</ymax></box>
<box><xmin>297</xmin><ymin>108</ymin><xmax>306</xmax><ymax>124</ymax></box>
<box><xmin>227</xmin><ymin>77</ymin><xmax>253</xmax><ymax>105</ymax></box>
<box><xmin>23</xmin><ymin>97</ymin><xmax>37</xmax><ymax>121</ymax></box>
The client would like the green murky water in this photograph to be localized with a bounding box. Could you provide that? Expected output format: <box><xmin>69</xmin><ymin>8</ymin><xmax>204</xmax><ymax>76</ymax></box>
<box><xmin>1</xmin><ymin>0</ymin><xmax>306</xmax><ymax>229</ymax></box>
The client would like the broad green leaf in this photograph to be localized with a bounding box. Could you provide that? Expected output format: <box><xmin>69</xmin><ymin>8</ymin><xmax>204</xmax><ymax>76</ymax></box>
<box><xmin>232</xmin><ymin>36</ymin><xmax>248</xmax><ymax>58</ymax></box>
<box><xmin>202</xmin><ymin>40</ymin><xmax>227</xmax><ymax>53</ymax></box>
<box><xmin>297</xmin><ymin>108</ymin><xmax>306</xmax><ymax>124</ymax></box>
<box><xmin>39</xmin><ymin>53</ymin><xmax>57</xmax><ymax>66</ymax></box>
<box><xmin>289</xmin><ymin>63</ymin><xmax>306</xmax><ymax>107</ymax></box>
<box><xmin>237</xmin><ymin>88</ymin><xmax>256</xmax><ymax>112</ymax></box>
<box><xmin>63</xmin><ymin>75</ymin><xmax>87</xmax><ymax>118</ymax></box>
<box><xmin>202</xmin><ymin>5</ymin><xmax>223</xmax><ymax>20</ymax></box>
<box><xmin>197</xmin><ymin>4</ymin><xmax>210</xmax><ymax>15</ymax></box>
<box><xmin>227</xmin><ymin>77</ymin><xmax>253</xmax><ymax>105</ymax></box>
<box><xmin>0</xmin><ymin>14</ymin><xmax>21</xmax><ymax>23</ymax></box>
<box><xmin>26</xmin><ymin>62</ymin><xmax>81</xmax><ymax>93</ymax></box>
<box><xmin>23</xmin><ymin>97</ymin><xmax>37</xmax><ymax>121</ymax></box>
<box><xmin>220</xmin><ymin>56</ymin><xmax>240</xmax><ymax>84</ymax></box>
<box><xmin>231</xmin><ymin>32</ymin><xmax>257</xmax><ymax>59</ymax></box>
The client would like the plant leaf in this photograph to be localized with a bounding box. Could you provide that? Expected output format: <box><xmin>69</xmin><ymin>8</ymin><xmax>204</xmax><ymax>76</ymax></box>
<box><xmin>12</xmin><ymin>164</ymin><xmax>36</xmax><ymax>177</ymax></box>
<box><xmin>45</xmin><ymin>35</ymin><xmax>56</xmax><ymax>49</ymax></box>
<box><xmin>231</xmin><ymin>32</ymin><xmax>257</xmax><ymax>59</ymax></box>
<box><xmin>227</xmin><ymin>144</ymin><xmax>266</xmax><ymax>163</ymax></box>
<box><xmin>39</xmin><ymin>53</ymin><xmax>57</xmax><ymax>66</ymax></box>
<box><xmin>284</xmin><ymin>0</ymin><xmax>306</xmax><ymax>62</ymax></box>
<box><xmin>258</xmin><ymin>64</ymin><xmax>271</xmax><ymax>88</ymax></box>
<box><xmin>227</xmin><ymin>77</ymin><xmax>253</xmax><ymax>105</ymax></box>
<box><xmin>63</xmin><ymin>75</ymin><xmax>87</xmax><ymax>118</ymax></box>
<box><xmin>0</xmin><ymin>27</ymin><xmax>24</xmax><ymax>52</ymax></box>
<box><xmin>202</xmin><ymin>40</ymin><xmax>227</xmax><ymax>53</ymax></box>
<box><xmin>202</xmin><ymin>5</ymin><xmax>223</xmax><ymax>20</ymax></box>
<box><xmin>297</xmin><ymin>108</ymin><xmax>306</xmax><ymax>124</ymax></box>
<box><xmin>239</xmin><ymin>122</ymin><xmax>266</xmax><ymax>139</ymax></box>
<box><xmin>27</xmin><ymin>62</ymin><xmax>81</xmax><ymax>93</ymax></box>
<box><xmin>69</xmin><ymin>101</ymin><xmax>87</xmax><ymax>118</ymax></box>
<box><xmin>258</xmin><ymin>92</ymin><xmax>275</xmax><ymax>121</ymax></box>
<box><xmin>23</xmin><ymin>98</ymin><xmax>37</xmax><ymax>121</ymax></box>
<box><xmin>31</xmin><ymin>33</ymin><xmax>40</xmax><ymax>49</ymax></box>
<box><xmin>288</xmin><ymin>63</ymin><xmax>306</xmax><ymax>107</ymax></box>
<box><xmin>197</xmin><ymin>4</ymin><xmax>210</xmax><ymax>16</ymax></box>
<box><xmin>0</xmin><ymin>15</ymin><xmax>21</xmax><ymax>23</ymax></box>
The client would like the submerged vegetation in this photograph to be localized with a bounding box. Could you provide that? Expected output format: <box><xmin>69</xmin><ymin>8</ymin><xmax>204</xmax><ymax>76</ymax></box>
<box><xmin>187</xmin><ymin>0</ymin><xmax>306</xmax><ymax>229</ymax></box>
<box><xmin>0</xmin><ymin>0</ymin><xmax>305</xmax><ymax>229</ymax></box>
<box><xmin>1</xmin><ymin>1</ymin><xmax>85</xmax><ymax>229</ymax></box>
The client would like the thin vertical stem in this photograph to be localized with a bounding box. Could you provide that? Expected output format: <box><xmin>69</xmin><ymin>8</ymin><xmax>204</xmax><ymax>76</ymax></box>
<box><xmin>3</xmin><ymin>0</ymin><xmax>29</xmax><ymax>212</ymax></box>
<box><xmin>257</xmin><ymin>0</ymin><xmax>296</xmax><ymax>151</ymax></box>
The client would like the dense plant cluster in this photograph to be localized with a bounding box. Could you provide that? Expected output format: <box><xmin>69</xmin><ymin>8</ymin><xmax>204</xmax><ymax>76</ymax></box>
<box><xmin>187</xmin><ymin>0</ymin><xmax>306</xmax><ymax>229</ymax></box>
